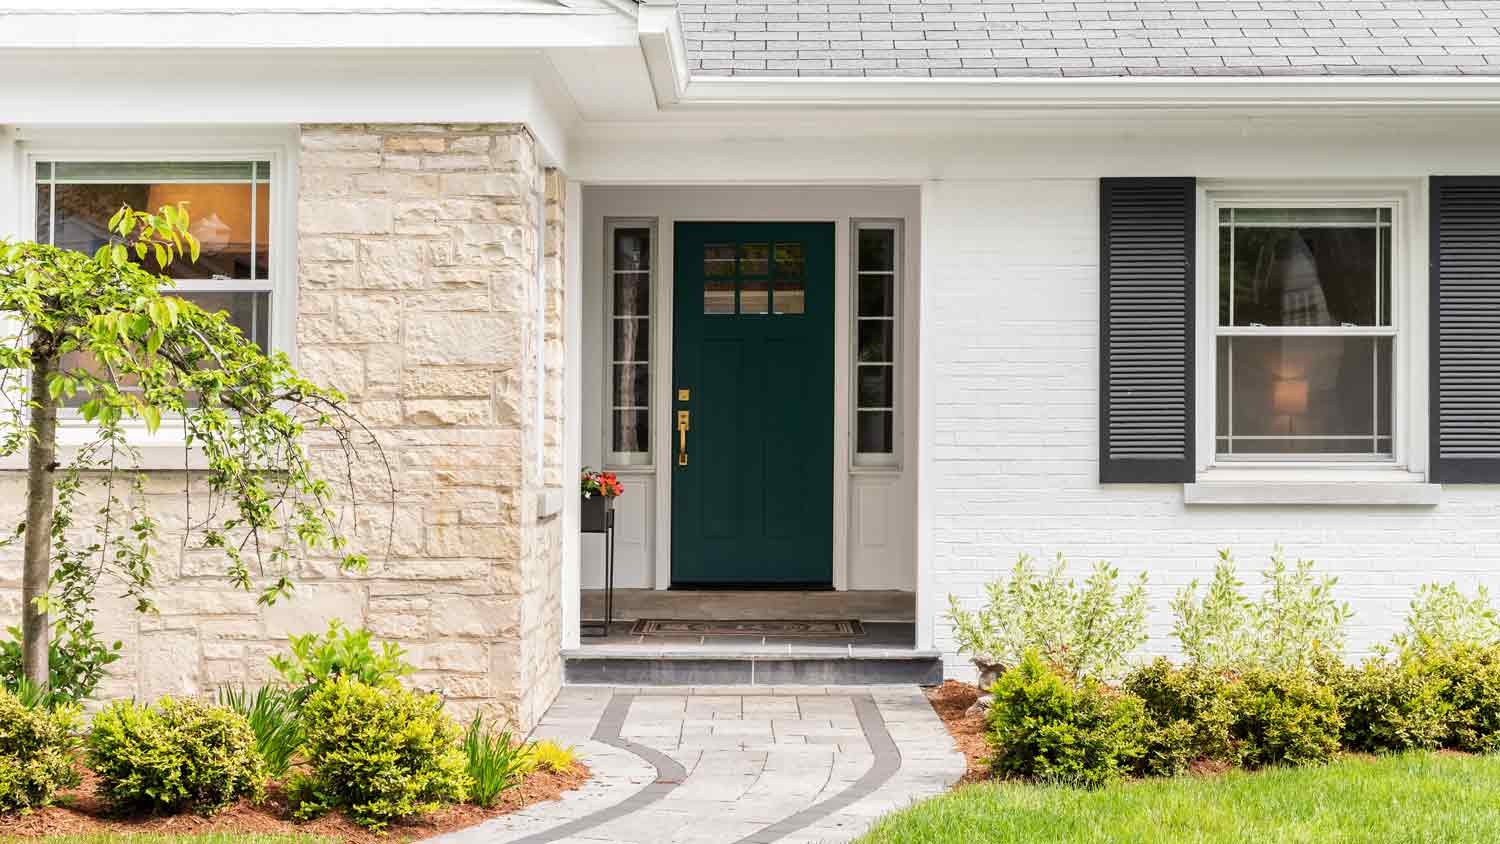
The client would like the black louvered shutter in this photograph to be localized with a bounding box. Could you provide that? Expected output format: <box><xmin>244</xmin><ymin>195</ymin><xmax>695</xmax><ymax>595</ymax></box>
<box><xmin>1099</xmin><ymin>178</ymin><xmax>1195</xmax><ymax>484</ymax></box>
<box><xmin>1431</xmin><ymin>177</ymin><xmax>1500</xmax><ymax>483</ymax></box>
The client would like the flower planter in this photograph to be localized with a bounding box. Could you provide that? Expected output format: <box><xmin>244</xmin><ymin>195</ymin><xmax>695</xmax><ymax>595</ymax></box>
<box><xmin>580</xmin><ymin>494</ymin><xmax>614</xmax><ymax>534</ymax></box>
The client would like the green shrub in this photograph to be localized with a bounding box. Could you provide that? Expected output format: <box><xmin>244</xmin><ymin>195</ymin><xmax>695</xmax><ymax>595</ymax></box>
<box><xmin>525</xmin><ymin>739</ymin><xmax>578</xmax><ymax>774</ymax></box>
<box><xmin>217</xmin><ymin>685</ymin><xmax>303</xmax><ymax>780</ymax></box>
<box><xmin>292</xmin><ymin>677</ymin><xmax>469</xmax><ymax>831</ymax></box>
<box><xmin>1121</xmin><ymin>658</ymin><xmax>1236</xmax><ymax>776</ymax></box>
<box><xmin>462</xmin><ymin>714</ymin><xmax>529</xmax><ymax>808</ymax></box>
<box><xmin>1171</xmin><ymin>547</ymin><xmax>1351</xmax><ymax>672</ymax></box>
<box><xmin>0</xmin><ymin>686</ymin><xmax>82</xmax><ymax>813</ymax></box>
<box><xmin>986</xmin><ymin>651</ymin><xmax>1148</xmax><ymax>787</ymax></box>
<box><xmin>1391</xmin><ymin>583</ymin><xmax>1500</xmax><ymax>662</ymax></box>
<box><xmin>947</xmin><ymin>554</ymin><xmax>1148</xmax><ymax>680</ymax></box>
<box><xmin>1325</xmin><ymin>658</ymin><xmax>1449</xmax><ymax>754</ymax></box>
<box><xmin>268</xmin><ymin>620</ymin><xmax>412</xmax><ymax>703</ymax></box>
<box><xmin>0</xmin><ymin>622</ymin><xmax>122</xmax><ymax>706</ymax></box>
<box><xmin>86</xmin><ymin>697</ymin><xmax>266</xmax><ymax>815</ymax></box>
<box><xmin>1225</xmin><ymin>668</ymin><xmax>1342</xmax><ymax>768</ymax></box>
<box><xmin>1420</xmin><ymin>643</ymin><xmax>1500</xmax><ymax>753</ymax></box>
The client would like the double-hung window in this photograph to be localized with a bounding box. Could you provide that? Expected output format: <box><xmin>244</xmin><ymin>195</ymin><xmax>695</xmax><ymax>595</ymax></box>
<box><xmin>34</xmin><ymin>160</ymin><xmax>275</xmax><ymax>360</ymax></box>
<box><xmin>1213</xmin><ymin>204</ymin><xmax>1396</xmax><ymax>462</ymax></box>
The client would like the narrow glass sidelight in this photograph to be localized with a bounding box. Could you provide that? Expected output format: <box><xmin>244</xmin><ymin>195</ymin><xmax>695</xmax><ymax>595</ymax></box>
<box><xmin>608</xmin><ymin>221</ymin><xmax>655</xmax><ymax>465</ymax></box>
<box><xmin>853</xmin><ymin>222</ymin><xmax>900</xmax><ymax>465</ymax></box>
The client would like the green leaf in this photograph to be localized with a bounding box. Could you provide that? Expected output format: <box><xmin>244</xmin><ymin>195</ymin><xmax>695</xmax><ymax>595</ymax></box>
<box><xmin>141</xmin><ymin>404</ymin><xmax>161</xmax><ymax>434</ymax></box>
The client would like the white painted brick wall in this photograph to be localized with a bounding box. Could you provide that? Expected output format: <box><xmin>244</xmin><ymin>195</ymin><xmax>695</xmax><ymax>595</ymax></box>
<box><xmin>926</xmin><ymin>178</ymin><xmax>1500</xmax><ymax>679</ymax></box>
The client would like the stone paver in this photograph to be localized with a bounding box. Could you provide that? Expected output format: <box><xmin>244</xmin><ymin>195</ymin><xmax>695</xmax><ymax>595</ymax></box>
<box><xmin>423</xmin><ymin>685</ymin><xmax>964</xmax><ymax>844</ymax></box>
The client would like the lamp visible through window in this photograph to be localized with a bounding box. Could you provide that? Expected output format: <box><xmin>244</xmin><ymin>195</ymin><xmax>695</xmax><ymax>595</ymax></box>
<box><xmin>1272</xmin><ymin>377</ymin><xmax>1309</xmax><ymax>434</ymax></box>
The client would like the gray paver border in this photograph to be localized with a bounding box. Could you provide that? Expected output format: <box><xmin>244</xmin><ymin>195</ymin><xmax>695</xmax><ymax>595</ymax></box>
<box><xmin>503</xmin><ymin>693</ymin><xmax>688</xmax><ymax>844</ymax></box>
<box><xmin>729</xmin><ymin>694</ymin><xmax>900</xmax><ymax>844</ymax></box>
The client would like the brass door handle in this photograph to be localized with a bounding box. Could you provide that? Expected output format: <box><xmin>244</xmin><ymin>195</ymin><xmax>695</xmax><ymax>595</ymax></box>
<box><xmin>676</xmin><ymin>410</ymin><xmax>690</xmax><ymax>467</ymax></box>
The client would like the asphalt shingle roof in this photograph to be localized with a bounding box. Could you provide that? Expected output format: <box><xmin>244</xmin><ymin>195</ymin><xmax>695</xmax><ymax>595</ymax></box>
<box><xmin>680</xmin><ymin>1</ymin><xmax>1500</xmax><ymax>77</ymax></box>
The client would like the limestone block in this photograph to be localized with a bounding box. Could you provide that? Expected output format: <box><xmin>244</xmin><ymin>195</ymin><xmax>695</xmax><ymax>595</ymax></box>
<box><xmin>301</xmin><ymin>130</ymin><xmax>381</xmax><ymax>151</ymax></box>
<box><xmin>139</xmin><ymin>630</ymin><xmax>202</xmax><ymax>700</ymax></box>
<box><xmin>412</xmin><ymin>641</ymin><xmax>490</xmax><ymax>673</ymax></box>
<box><xmin>297</xmin><ymin>345</ymin><xmax>365</xmax><ymax>397</ymax></box>
<box><xmin>261</xmin><ymin>584</ymin><xmax>367</xmax><ymax>637</ymax></box>
<box><xmin>405</xmin><ymin>313</ymin><xmax>519</xmax><ymax>366</ymax></box>
<box><xmin>426</xmin><ymin>524</ymin><xmax>505</xmax><ymax>558</ymax></box>
<box><xmin>399</xmin><ymin>366</ymin><xmax>492</xmax><ymax>398</ymax></box>
<box><xmin>404</xmin><ymin>399</ymin><xmax>493</xmax><ymax>427</ymax></box>
<box><xmin>439</xmin><ymin>172</ymin><xmax>529</xmax><ymax>199</ymax></box>
<box><xmin>301</xmin><ymin>199</ymin><xmax>392</xmax><ymax>235</ymax></box>
<box><xmin>359</xmin><ymin>238</ymin><xmax>452</xmax><ymax>289</ymax></box>
<box><xmin>338</xmin><ymin>294</ymin><xmax>403</xmax><ymax>343</ymax></box>
<box><xmin>302</xmin><ymin>237</ymin><xmax>357</xmax><ymax>263</ymax></box>
<box><xmin>383</xmin><ymin>135</ymin><xmax>447</xmax><ymax>154</ymax></box>
<box><xmin>365</xmin><ymin>345</ymin><xmax>403</xmax><ymax>392</ymax></box>
<box><xmin>299</xmin><ymin>260</ymin><xmax>359</xmax><ymax>289</ymax></box>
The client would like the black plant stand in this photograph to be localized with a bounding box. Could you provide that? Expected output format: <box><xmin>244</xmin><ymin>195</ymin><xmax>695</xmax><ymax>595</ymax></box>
<box><xmin>580</xmin><ymin>495</ymin><xmax>615</xmax><ymax>638</ymax></box>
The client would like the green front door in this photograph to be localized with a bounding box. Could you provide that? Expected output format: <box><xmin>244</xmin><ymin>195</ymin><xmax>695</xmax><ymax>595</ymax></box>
<box><xmin>671</xmin><ymin>222</ymin><xmax>835</xmax><ymax>586</ymax></box>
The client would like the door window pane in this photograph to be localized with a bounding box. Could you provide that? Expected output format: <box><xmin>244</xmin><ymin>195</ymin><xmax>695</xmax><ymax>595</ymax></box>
<box><xmin>773</xmin><ymin>280</ymin><xmax>805</xmax><ymax>315</ymax></box>
<box><xmin>858</xmin><ymin>366</ymin><xmax>893</xmax><ymax>408</ymax></box>
<box><xmin>739</xmin><ymin>243</ymin><xmax>769</xmax><ymax>275</ymax></box>
<box><xmin>704</xmin><ymin>244</ymin><xmax>735</xmax><ymax>277</ymax></box>
<box><xmin>773</xmin><ymin>242</ymin><xmax>804</xmax><ymax>278</ymax></box>
<box><xmin>614</xmin><ymin>272</ymin><xmax>650</xmax><ymax>315</ymax></box>
<box><xmin>612</xmin><ymin>410</ymin><xmax>650</xmax><ymax>453</ymax></box>
<box><xmin>858</xmin><ymin>321</ymin><xmax>893</xmax><ymax>363</ymax></box>
<box><xmin>857</xmin><ymin>411</ymin><xmax>894</xmax><ymax>454</ymax></box>
<box><xmin>858</xmin><ymin>273</ymin><xmax>893</xmax><ymax>318</ymax></box>
<box><xmin>704</xmin><ymin>281</ymin><xmax>735</xmax><ymax>314</ymax></box>
<box><xmin>1215</xmin><ymin>336</ymin><xmax>1393</xmax><ymax>457</ymax></box>
<box><xmin>858</xmin><ymin>228</ymin><xmax>895</xmax><ymax>271</ymax></box>
<box><xmin>740</xmin><ymin>279</ymin><xmax>769</xmax><ymax>315</ymax></box>
<box><xmin>614</xmin><ymin>227</ymin><xmax>650</xmax><ymax>272</ymax></box>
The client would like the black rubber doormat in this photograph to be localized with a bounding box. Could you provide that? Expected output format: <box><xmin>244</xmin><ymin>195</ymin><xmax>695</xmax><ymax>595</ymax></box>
<box><xmin>629</xmin><ymin>619</ymin><xmax>865</xmax><ymax>637</ymax></box>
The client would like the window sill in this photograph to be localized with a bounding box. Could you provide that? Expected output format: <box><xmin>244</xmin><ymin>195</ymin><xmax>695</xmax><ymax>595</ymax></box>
<box><xmin>1185</xmin><ymin>467</ymin><xmax>1440</xmax><ymax>506</ymax></box>
<box><xmin>0</xmin><ymin>429</ymin><xmax>209</xmax><ymax>472</ymax></box>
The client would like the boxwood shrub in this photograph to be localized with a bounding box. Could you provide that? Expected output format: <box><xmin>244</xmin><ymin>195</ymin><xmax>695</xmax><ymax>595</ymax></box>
<box><xmin>1121</xmin><ymin>658</ymin><xmax>1236</xmax><ymax>776</ymax></box>
<box><xmin>290</xmin><ymin>676</ymin><xmax>469</xmax><ymax>831</ymax></box>
<box><xmin>86</xmin><ymin>697</ymin><xmax>265</xmax><ymax>815</ymax></box>
<box><xmin>986</xmin><ymin>651</ymin><xmax>1148</xmax><ymax>788</ymax></box>
<box><xmin>1420</xmin><ymin>643</ymin><xmax>1500</xmax><ymax>753</ymax></box>
<box><xmin>1325</xmin><ymin>658</ymin><xmax>1450</xmax><ymax>754</ymax></box>
<box><xmin>1224</xmin><ymin>667</ymin><xmax>1343</xmax><ymax>768</ymax></box>
<box><xmin>0</xmin><ymin>687</ymin><xmax>82</xmax><ymax>813</ymax></box>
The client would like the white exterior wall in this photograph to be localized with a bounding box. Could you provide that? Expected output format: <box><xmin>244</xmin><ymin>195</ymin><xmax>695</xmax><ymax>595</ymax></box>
<box><xmin>926</xmin><ymin>173</ymin><xmax>1500</xmax><ymax>679</ymax></box>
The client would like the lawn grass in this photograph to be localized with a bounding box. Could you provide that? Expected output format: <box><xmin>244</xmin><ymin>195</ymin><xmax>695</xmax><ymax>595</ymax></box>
<box><xmin>6</xmin><ymin>835</ymin><xmax>334</xmax><ymax>844</ymax></box>
<box><xmin>858</xmin><ymin>752</ymin><xmax>1500</xmax><ymax>844</ymax></box>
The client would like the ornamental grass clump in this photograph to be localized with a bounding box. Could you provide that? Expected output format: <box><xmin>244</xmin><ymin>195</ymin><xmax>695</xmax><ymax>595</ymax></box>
<box><xmin>291</xmin><ymin>677</ymin><xmax>469</xmax><ymax>831</ymax></box>
<box><xmin>947</xmin><ymin>553</ymin><xmax>1147</xmax><ymax>681</ymax></box>
<box><xmin>86</xmin><ymin>696</ymin><xmax>266</xmax><ymax>815</ymax></box>
<box><xmin>0</xmin><ymin>685</ymin><xmax>82</xmax><ymax>814</ymax></box>
<box><xmin>462</xmin><ymin>714</ymin><xmax>530</xmax><ymax>809</ymax></box>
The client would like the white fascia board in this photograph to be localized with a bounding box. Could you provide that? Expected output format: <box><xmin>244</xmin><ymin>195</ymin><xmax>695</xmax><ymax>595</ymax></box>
<box><xmin>674</xmin><ymin>76</ymin><xmax>1500</xmax><ymax>111</ymax></box>
<box><xmin>0</xmin><ymin>9</ymin><xmax>636</xmax><ymax>50</ymax></box>
<box><xmin>637</xmin><ymin>1</ymin><xmax>690</xmax><ymax>108</ymax></box>
<box><xmin>0</xmin><ymin>51</ymin><xmax>578</xmax><ymax>169</ymax></box>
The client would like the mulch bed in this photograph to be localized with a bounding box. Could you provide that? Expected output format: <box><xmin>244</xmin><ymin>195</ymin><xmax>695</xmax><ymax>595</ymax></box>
<box><xmin>0</xmin><ymin>764</ymin><xmax>590</xmax><ymax>843</ymax></box>
<box><xmin>925</xmin><ymin>680</ymin><xmax>991</xmax><ymax>786</ymax></box>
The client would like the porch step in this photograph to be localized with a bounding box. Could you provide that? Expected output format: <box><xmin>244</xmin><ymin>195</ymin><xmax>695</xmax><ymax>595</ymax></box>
<box><xmin>562</xmin><ymin>650</ymin><xmax>944</xmax><ymax>686</ymax></box>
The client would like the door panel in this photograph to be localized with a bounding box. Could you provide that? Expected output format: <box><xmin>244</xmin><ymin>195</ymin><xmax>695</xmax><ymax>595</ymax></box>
<box><xmin>672</xmin><ymin>222</ymin><xmax>835</xmax><ymax>586</ymax></box>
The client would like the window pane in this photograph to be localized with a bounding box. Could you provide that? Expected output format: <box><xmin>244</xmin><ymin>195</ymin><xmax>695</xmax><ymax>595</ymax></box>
<box><xmin>50</xmin><ymin>181</ymin><xmax>269</xmax><ymax>280</ymax></box>
<box><xmin>1215</xmin><ymin>335</ymin><xmax>1392</xmax><ymax>457</ymax></box>
<box><xmin>739</xmin><ymin>243</ymin><xmax>769</xmax><ymax>275</ymax></box>
<box><xmin>857</xmin><ymin>411</ymin><xmax>894</xmax><ymax>454</ymax></box>
<box><xmin>612</xmin><ymin>410</ymin><xmax>650</xmax><ymax>453</ymax></box>
<box><xmin>614</xmin><ymin>272</ymin><xmax>650</xmax><ymax>316</ymax></box>
<box><xmin>740</xmin><ymin>279</ymin><xmax>769</xmax><ymax>315</ymax></box>
<box><xmin>35</xmin><ymin>184</ymin><xmax>51</xmax><ymax>244</ymax></box>
<box><xmin>1225</xmin><ymin>225</ymin><xmax>1380</xmax><ymax>326</ymax></box>
<box><xmin>858</xmin><ymin>227</ymin><xmax>895</xmax><ymax>271</ymax></box>
<box><xmin>612</xmin><ymin>317</ymin><xmax>649</xmax><ymax>363</ymax></box>
<box><xmin>773</xmin><ymin>242</ymin><xmax>803</xmax><ymax>278</ymax></box>
<box><xmin>858</xmin><ymin>366</ymin><xmax>893</xmax><ymax>408</ymax></box>
<box><xmin>858</xmin><ymin>321</ymin><xmax>894</xmax><ymax>363</ymax></box>
<box><xmin>704</xmin><ymin>281</ymin><xmax>735</xmax><ymax>314</ymax></box>
<box><xmin>1230</xmin><ymin>207</ymin><xmax>1382</xmax><ymax>225</ymax></box>
<box><xmin>773</xmin><ymin>280</ymin><xmax>804</xmax><ymax>315</ymax></box>
<box><xmin>614</xmin><ymin>228</ymin><xmax>650</xmax><ymax>272</ymax></box>
<box><xmin>612</xmin><ymin>363</ymin><xmax>649</xmax><ymax>408</ymax></box>
<box><xmin>178</xmin><ymin>291</ymin><xmax>271</xmax><ymax>353</ymax></box>
<box><xmin>858</xmin><ymin>273</ymin><xmax>894</xmax><ymax>318</ymax></box>
<box><xmin>704</xmin><ymin>244</ymin><xmax>735</xmax><ymax>277</ymax></box>
<box><xmin>1379</xmin><ymin>225</ymin><xmax>1392</xmax><ymax>327</ymax></box>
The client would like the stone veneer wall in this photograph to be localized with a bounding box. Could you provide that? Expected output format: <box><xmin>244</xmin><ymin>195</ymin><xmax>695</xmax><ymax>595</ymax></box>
<box><xmin>0</xmin><ymin>123</ymin><xmax>565</xmax><ymax>729</ymax></box>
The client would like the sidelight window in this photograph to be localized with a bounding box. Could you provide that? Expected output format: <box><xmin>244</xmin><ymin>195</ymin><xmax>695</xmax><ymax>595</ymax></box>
<box><xmin>607</xmin><ymin>220</ymin><xmax>653</xmax><ymax>466</ymax></box>
<box><xmin>854</xmin><ymin>221</ymin><xmax>899</xmax><ymax>467</ymax></box>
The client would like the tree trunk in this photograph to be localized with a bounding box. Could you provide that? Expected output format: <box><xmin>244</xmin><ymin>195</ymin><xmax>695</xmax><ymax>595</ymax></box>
<box><xmin>22</xmin><ymin>342</ymin><xmax>58</xmax><ymax>689</ymax></box>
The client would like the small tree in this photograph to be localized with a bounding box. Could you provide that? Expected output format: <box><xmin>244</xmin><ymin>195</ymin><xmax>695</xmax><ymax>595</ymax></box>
<box><xmin>0</xmin><ymin>204</ymin><xmax>387</xmax><ymax>695</ymax></box>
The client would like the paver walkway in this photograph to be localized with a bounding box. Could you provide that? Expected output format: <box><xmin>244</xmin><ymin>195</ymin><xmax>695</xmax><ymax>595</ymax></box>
<box><xmin>426</xmin><ymin>685</ymin><xmax>965</xmax><ymax>844</ymax></box>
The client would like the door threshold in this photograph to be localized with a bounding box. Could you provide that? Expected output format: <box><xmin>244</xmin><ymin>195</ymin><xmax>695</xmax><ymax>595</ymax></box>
<box><xmin>669</xmin><ymin>582</ymin><xmax>834</xmax><ymax>591</ymax></box>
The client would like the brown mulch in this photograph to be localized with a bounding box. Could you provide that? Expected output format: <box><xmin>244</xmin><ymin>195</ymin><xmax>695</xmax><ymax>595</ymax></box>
<box><xmin>925</xmin><ymin>680</ymin><xmax>991</xmax><ymax>786</ymax></box>
<box><xmin>0</xmin><ymin>764</ymin><xmax>590</xmax><ymax>843</ymax></box>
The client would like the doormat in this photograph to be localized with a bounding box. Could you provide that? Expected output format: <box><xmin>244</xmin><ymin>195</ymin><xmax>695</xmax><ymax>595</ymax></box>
<box><xmin>629</xmin><ymin>619</ymin><xmax>865</xmax><ymax>637</ymax></box>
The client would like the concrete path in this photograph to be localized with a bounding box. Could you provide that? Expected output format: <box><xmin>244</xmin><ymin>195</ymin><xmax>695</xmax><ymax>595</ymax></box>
<box><xmin>425</xmin><ymin>685</ymin><xmax>965</xmax><ymax>844</ymax></box>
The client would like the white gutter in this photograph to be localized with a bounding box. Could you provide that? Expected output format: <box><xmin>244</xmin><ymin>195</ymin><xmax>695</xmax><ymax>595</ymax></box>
<box><xmin>637</xmin><ymin>2</ymin><xmax>1500</xmax><ymax>111</ymax></box>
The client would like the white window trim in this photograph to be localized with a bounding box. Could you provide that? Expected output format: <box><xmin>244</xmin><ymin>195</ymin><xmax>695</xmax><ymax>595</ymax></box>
<box><xmin>603</xmin><ymin>217</ymin><xmax>656</xmax><ymax>471</ymax></box>
<box><xmin>851</xmin><ymin>218</ymin><xmax>902</xmax><ymax>471</ymax></box>
<box><xmin>1188</xmin><ymin>181</ymin><xmax>1438</xmax><ymax>505</ymax></box>
<box><xmin>1</xmin><ymin>132</ymin><xmax>298</xmax><ymax>470</ymax></box>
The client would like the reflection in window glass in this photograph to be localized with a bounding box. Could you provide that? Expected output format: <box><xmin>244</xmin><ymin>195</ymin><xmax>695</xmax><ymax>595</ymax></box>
<box><xmin>773</xmin><ymin>242</ymin><xmax>804</xmax><ymax>278</ymax></box>
<box><xmin>739</xmin><ymin>243</ymin><xmax>769</xmax><ymax>275</ymax></box>
<box><xmin>855</xmin><ymin>223</ymin><xmax>899</xmax><ymax>461</ymax></box>
<box><xmin>610</xmin><ymin>224</ymin><xmax>653</xmax><ymax>464</ymax></box>
<box><xmin>1214</xmin><ymin>206</ymin><xmax>1396</xmax><ymax>460</ymax></box>
<box><xmin>773</xmin><ymin>280</ymin><xmax>805</xmax><ymax>315</ymax></box>
<box><xmin>704</xmin><ymin>244</ymin><xmax>736</xmax><ymax>277</ymax></box>
<box><xmin>740</xmin><ymin>279</ymin><xmax>769</xmax><ymax>315</ymax></box>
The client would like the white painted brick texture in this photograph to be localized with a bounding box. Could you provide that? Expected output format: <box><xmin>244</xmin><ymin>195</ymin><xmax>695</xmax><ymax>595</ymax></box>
<box><xmin>926</xmin><ymin>178</ymin><xmax>1500</xmax><ymax>679</ymax></box>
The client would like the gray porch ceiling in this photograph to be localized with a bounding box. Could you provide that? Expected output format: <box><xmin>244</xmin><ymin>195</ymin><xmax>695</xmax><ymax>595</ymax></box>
<box><xmin>680</xmin><ymin>0</ymin><xmax>1500</xmax><ymax>77</ymax></box>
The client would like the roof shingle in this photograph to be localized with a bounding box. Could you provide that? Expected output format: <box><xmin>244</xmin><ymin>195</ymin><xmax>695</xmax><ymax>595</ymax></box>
<box><xmin>680</xmin><ymin>0</ymin><xmax>1500</xmax><ymax>77</ymax></box>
